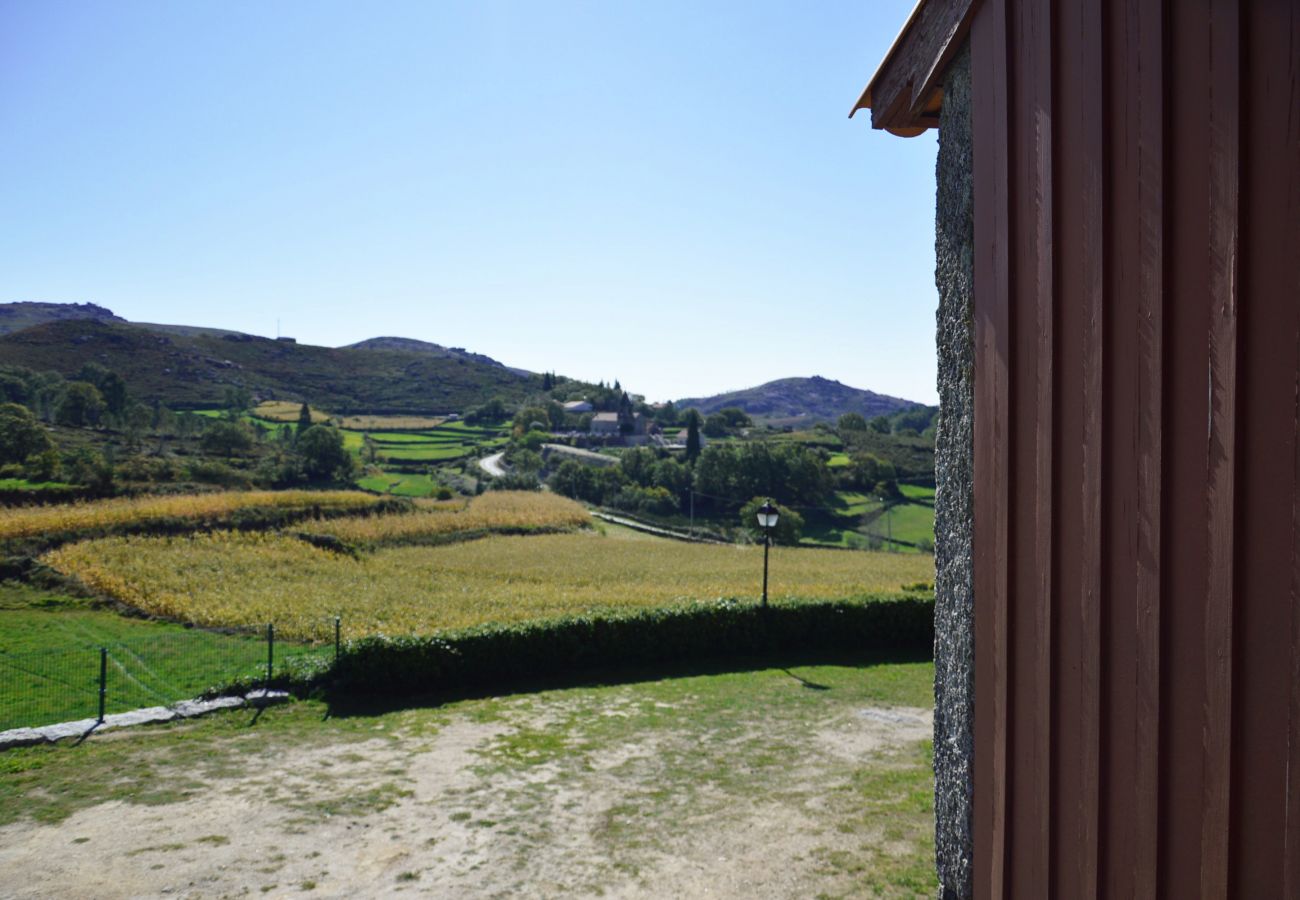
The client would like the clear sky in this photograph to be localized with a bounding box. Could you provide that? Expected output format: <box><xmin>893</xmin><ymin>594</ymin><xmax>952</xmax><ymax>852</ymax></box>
<box><xmin>0</xmin><ymin>0</ymin><xmax>938</xmax><ymax>405</ymax></box>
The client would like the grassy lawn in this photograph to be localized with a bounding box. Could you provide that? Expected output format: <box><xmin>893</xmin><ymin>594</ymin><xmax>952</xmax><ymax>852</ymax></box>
<box><xmin>0</xmin><ymin>659</ymin><xmax>937</xmax><ymax>897</ymax></box>
<box><xmin>898</xmin><ymin>484</ymin><xmax>935</xmax><ymax>504</ymax></box>
<box><xmin>866</xmin><ymin>504</ymin><xmax>934</xmax><ymax>547</ymax></box>
<box><xmin>0</xmin><ymin>585</ymin><xmax>331</xmax><ymax>730</ymax></box>
<box><xmin>355</xmin><ymin>470</ymin><xmax>440</xmax><ymax>498</ymax></box>
<box><xmin>378</xmin><ymin>443</ymin><xmax>478</xmax><ymax>461</ymax></box>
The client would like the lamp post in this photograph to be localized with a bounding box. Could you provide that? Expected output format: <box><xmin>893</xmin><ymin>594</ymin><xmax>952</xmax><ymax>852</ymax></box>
<box><xmin>756</xmin><ymin>499</ymin><xmax>779</xmax><ymax>609</ymax></box>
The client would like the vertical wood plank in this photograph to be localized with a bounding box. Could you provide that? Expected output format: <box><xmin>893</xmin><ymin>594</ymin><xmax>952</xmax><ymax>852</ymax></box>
<box><xmin>1281</xmin><ymin>5</ymin><xmax>1300</xmax><ymax>894</ymax></box>
<box><xmin>1101</xmin><ymin>0</ymin><xmax>1135</xmax><ymax>890</ymax></box>
<box><xmin>1076</xmin><ymin>0</ymin><xmax>1105</xmax><ymax>894</ymax></box>
<box><xmin>1028</xmin><ymin>0</ymin><xmax>1054</xmax><ymax>892</ymax></box>
<box><xmin>1288</xmin><ymin>316</ymin><xmax>1300</xmax><ymax>897</ymax></box>
<box><xmin>1132</xmin><ymin>0</ymin><xmax>1165</xmax><ymax>894</ymax></box>
<box><xmin>972</xmin><ymin>0</ymin><xmax>1012</xmax><ymax>895</ymax></box>
<box><xmin>1199</xmin><ymin>0</ymin><xmax>1240</xmax><ymax>894</ymax></box>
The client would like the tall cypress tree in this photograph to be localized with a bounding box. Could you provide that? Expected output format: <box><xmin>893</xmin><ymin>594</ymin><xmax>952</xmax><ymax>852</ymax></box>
<box><xmin>296</xmin><ymin>402</ymin><xmax>312</xmax><ymax>437</ymax></box>
<box><xmin>685</xmin><ymin>417</ymin><xmax>701</xmax><ymax>462</ymax></box>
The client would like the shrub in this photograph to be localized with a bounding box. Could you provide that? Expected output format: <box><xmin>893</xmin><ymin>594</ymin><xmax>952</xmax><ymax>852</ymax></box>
<box><xmin>327</xmin><ymin>595</ymin><xmax>934</xmax><ymax>697</ymax></box>
<box><xmin>739</xmin><ymin>497</ymin><xmax>804</xmax><ymax>545</ymax></box>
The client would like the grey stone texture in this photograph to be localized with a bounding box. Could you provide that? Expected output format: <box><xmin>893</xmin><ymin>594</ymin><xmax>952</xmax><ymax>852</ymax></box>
<box><xmin>0</xmin><ymin>690</ymin><xmax>288</xmax><ymax>749</ymax></box>
<box><xmin>932</xmin><ymin>42</ymin><xmax>975</xmax><ymax>900</ymax></box>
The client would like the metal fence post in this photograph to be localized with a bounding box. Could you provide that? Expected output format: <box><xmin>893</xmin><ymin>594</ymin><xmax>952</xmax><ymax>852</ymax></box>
<box><xmin>334</xmin><ymin>616</ymin><xmax>341</xmax><ymax>662</ymax></box>
<box><xmin>266</xmin><ymin>624</ymin><xmax>274</xmax><ymax>691</ymax></box>
<box><xmin>97</xmin><ymin>647</ymin><xmax>107</xmax><ymax>724</ymax></box>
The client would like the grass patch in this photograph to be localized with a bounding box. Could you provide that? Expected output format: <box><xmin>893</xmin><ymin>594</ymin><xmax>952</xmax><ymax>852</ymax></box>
<box><xmin>0</xmin><ymin>584</ymin><xmax>331</xmax><ymax>730</ymax></box>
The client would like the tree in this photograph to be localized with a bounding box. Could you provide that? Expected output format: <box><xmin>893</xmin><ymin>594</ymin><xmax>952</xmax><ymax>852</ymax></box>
<box><xmin>296</xmin><ymin>402</ymin><xmax>313</xmax><ymax>437</ymax></box>
<box><xmin>465</xmin><ymin>396</ymin><xmax>508</xmax><ymax>424</ymax></box>
<box><xmin>838</xmin><ymin>412</ymin><xmax>868</xmax><ymax>433</ymax></box>
<box><xmin>740</xmin><ymin>497</ymin><xmax>804</xmax><ymax>546</ymax></box>
<box><xmin>0</xmin><ymin>373</ymin><xmax>29</xmax><ymax>406</ymax></box>
<box><xmin>0</xmin><ymin>402</ymin><xmax>53</xmax><ymax>464</ymax></box>
<box><xmin>513</xmin><ymin>405</ymin><xmax>551</xmax><ymax>435</ymax></box>
<box><xmin>868</xmin><ymin>415</ymin><xmax>892</xmax><ymax>434</ymax></box>
<box><xmin>619</xmin><ymin>447</ymin><xmax>657</xmax><ymax>485</ymax></box>
<box><xmin>223</xmin><ymin>385</ymin><xmax>252</xmax><ymax>420</ymax></box>
<box><xmin>702</xmin><ymin>413</ymin><xmax>729</xmax><ymax>438</ymax></box>
<box><xmin>56</xmin><ymin>382</ymin><xmax>106</xmax><ymax>427</ymax></box>
<box><xmin>296</xmin><ymin>425</ymin><xmax>353</xmax><ymax>481</ymax></box>
<box><xmin>717</xmin><ymin>407</ymin><xmax>752</xmax><ymax>428</ymax></box>
<box><xmin>76</xmin><ymin>363</ymin><xmax>128</xmax><ymax>415</ymax></box>
<box><xmin>684</xmin><ymin>410</ymin><xmax>702</xmax><ymax>463</ymax></box>
<box><xmin>62</xmin><ymin>447</ymin><xmax>113</xmax><ymax>492</ymax></box>
<box><xmin>201</xmin><ymin>420</ymin><xmax>255</xmax><ymax>457</ymax></box>
<box><xmin>123</xmin><ymin>403</ymin><xmax>153</xmax><ymax>451</ymax></box>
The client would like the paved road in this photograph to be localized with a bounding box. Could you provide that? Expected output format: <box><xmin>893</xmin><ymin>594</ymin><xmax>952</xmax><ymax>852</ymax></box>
<box><xmin>590</xmin><ymin>511</ymin><xmax>728</xmax><ymax>544</ymax></box>
<box><xmin>478</xmin><ymin>452</ymin><xmax>508</xmax><ymax>478</ymax></box>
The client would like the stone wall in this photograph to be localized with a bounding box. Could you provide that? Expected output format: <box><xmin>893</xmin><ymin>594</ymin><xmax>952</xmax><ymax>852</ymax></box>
<box><xmin>932</xmin><ymin>41</ymin><xmax>974</xmax><ymax>900</ymax></box>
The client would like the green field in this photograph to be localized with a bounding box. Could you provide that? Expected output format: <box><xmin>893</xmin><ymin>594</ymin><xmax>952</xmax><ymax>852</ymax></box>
<box><xmin>356</xmin><ymin>470</ymin><xmax>440</xmax><ymax>498</ymax></box>
<box><xmin>0</xmin><ymin>585</ymin><xmax>331</xmax><ymax>730</ymax></box>
<box><xmin>801</xmin><ymin>489</ymin><xmax>935</xmax><ymax>552</ymax></box>
<box><xmin>866</xmin><ymin>502</ymin><xmax>934</xmax><ymax>547</ymax></box>
<box><xmin>899</xmin><ymin>483</ymin><xmax>936</xmax><ymax>503</ymax></box>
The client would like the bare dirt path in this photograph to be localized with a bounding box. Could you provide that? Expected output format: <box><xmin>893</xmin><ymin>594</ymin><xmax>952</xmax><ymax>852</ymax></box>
<box><xmin>0</xmin><ymin>666</ymin><xmax>935</xmax><ymax>899</ymax></box>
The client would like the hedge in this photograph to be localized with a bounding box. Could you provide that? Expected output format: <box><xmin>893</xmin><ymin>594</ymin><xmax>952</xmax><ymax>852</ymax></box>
<box><xmin>322</xmin><ymin>594</ymin><xmax>934</xmax><ymax>698</ymax></box>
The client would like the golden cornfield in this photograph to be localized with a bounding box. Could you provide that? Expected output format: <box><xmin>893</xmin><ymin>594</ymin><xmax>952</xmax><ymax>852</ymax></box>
<box><xmin>0</xmin><ymin>490</ymin><xmax>384</xmax><ymax>545</ymax></box>
<box><xmin>308</xmin><ymin>491</ymin><xmax>591</xmax><ymax>546</ymax></box>
<box><xmin>251</xmin><ymin>401</ymin><xmax>330</xmax><ymax>423</ymax></box>
<box><xmin>43</xmin><ymin>529</ymin><xmax>934</xmax><ymax>641</ymax></box>
<box><xmin>334</xmin><ymin>414</ymin><xmax>446</xmax><ymax>431</ymax></box>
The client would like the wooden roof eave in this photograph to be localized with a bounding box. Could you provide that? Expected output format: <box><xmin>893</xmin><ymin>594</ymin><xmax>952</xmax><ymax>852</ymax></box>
<box><xmin>850</xmin><ymin>0</ymin><xmax>978</xmax><ymax>136</ymax></box>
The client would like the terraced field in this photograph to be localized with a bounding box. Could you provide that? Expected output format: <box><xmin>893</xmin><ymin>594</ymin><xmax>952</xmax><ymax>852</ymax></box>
<box><xmin>43</xmin><ymin>525</ymin><xmax>932</xmax><ymax>641</ymax></box>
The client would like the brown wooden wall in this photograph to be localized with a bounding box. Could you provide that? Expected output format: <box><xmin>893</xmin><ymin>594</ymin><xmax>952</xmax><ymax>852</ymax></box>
<box><xmin>968</xmin><ymin>0</ymin><xmax>1300</xmax><ymax>896</ymax></box>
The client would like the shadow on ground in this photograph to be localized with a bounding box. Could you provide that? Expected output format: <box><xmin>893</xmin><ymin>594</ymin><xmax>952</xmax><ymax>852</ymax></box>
<box><xmin>319</xmin><ymin>647</ymin><xmax>932</xmax><ymax>720</ymax></box>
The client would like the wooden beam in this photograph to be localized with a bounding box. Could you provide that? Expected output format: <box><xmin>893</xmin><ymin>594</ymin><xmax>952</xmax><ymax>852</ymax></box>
<box><xmin>853</xmin><ymin>0</ymin><xmax>976</xmax><ymax>134</ymax></box>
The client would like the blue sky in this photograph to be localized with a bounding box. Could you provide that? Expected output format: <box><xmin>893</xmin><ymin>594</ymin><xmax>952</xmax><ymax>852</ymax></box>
<box><xmin>0</xmin><ymin>0</ymin><xmax>938</xmax><ymax>405</ymax></box>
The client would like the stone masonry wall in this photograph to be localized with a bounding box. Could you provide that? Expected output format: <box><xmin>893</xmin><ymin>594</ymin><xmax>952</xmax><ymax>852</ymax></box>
<box><xmin>932</xmin><ymin>41</ymin><xmax>974</xmax><ymax>900</ymax></box>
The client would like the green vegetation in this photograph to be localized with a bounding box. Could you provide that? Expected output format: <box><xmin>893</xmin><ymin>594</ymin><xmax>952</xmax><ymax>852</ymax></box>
<box><xmin>332</xmin><ymin>594</ymin><xmax>932</xmax><ymax>698</ymax></box>
<box><xmin>0</xmin><ymin>584</ymin><xmax>330</xmax><ymax>730</ymax></box>
<box><xmin>0</xmin><ymin>319</ymin><xmax>535</xmax><ymax>412</ymax></box>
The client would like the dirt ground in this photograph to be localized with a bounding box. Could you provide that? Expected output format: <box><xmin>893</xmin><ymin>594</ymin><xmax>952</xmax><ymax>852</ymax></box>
<box><xmin>0</xmin><ymin>676</ymin><xmax>933</xmax><ymax>899</ymax></box>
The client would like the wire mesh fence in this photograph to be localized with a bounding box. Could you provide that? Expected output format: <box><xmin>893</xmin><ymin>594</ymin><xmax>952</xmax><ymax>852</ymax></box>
<box><xmin>0</xmin><ymin>617</ymin><xmax>342</xmax><ymax>732</ymax></box>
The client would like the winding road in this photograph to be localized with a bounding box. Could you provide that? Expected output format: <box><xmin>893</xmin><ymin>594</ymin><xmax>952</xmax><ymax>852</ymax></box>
<box><xmin>478</xmin><ymin>452</ymin><xmax>508</xmax><ymax>478</ymax></box>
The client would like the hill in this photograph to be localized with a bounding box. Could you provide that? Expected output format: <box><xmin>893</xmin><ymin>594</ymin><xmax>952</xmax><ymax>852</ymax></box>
<box><xmin>0</xmin><ymin>318</ymin><xmax>534</xmax><ymax>413</ymax></box>
<box><xmin>0</xmin><ymin>302</ymin><xmax>123</xmax><ymax>335</ymax></box>
<box><xmin>345</xmin><ymin>336</ymin><xmax>525</xmax><ymax>374</ymax></box>
<box><xmin>676</xmin><ymin>376</ymin><xmax>918</xmax><ymax>425</ymax></box>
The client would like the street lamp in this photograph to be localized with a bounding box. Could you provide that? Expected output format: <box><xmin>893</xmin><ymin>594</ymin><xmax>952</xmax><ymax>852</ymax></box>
<box><xmin>756</xmin><ymin>499</ymin><xmax>779</xmax><ymax>609</ymax></box>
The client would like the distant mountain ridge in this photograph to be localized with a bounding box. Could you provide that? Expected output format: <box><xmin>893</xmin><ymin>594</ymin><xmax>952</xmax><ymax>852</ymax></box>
<box><xmin>0</xmin><ymin>302</ymin><xmax>533</xmax><ymax>413</ymax></box>
<box><xmin>676</xmin><ymin>376</ymin><xmax>919</xmax><ymax>425</ymax></box>
<box><xmin>0</xmin><ymin>302</ymin><xmax>123</xmax><ymax>335</ymax></box>
<box><xmin>345</xmin><ymin>336</ymin><xmax>523</xmax><ymax>374</ymax></box>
